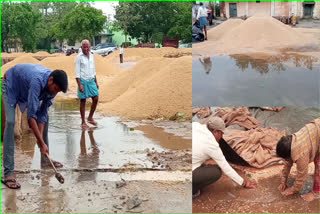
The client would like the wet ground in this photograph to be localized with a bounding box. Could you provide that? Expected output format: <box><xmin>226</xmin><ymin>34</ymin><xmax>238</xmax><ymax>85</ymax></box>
<box><xmin>2</xmin><ymin>172</ymin><xmax>191</xmax><ymax>213</ymax></box>
<box><xmin>295</xmin><ymin>18</ymin><xmax>319</xmax><ymax>29</ymax></box>
<box><xmin>1</xmin><ymin>100</ymin><xmax>192</xmax><ymax>213</ymax></box>
<box><xmin>193</xmin><ymin>172</ymin><xmax>318</xmax><ymax>213</ymax></box>
<box><xmin>192</xmin><ymin>53</ymin><xmax>319</xmax><ymax>106</ymax></box>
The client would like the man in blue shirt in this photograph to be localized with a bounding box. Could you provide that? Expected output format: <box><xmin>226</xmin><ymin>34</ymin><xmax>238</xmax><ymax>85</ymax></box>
<box><xmin>1</xmin><ymin>63</ymin><xmax>68</xmax><ymax>189</ymax></box>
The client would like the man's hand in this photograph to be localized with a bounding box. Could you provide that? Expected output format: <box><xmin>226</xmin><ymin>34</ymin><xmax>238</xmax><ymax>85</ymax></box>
<box><xmin>243</xmin><ymin>178</ymin><xmax>257</xmax><ymax>189</ymax></box>
<box><xmin>39</xmin><ymin>143</ymin><xmax>49</xmax><ymax>155</ymax></box>
<box><xmin>79</xmin><ymin>84</ymin><xmax>84</xmax><ymax>92</ymax></box>
<box><xmin>281</xmin><ymin>186</ymin><xmax>295</xmax><ymax>196</ymax></box>
<box><xmin>278</xmin><ymin>183</ymin><xmax>287</xmax><ymax>192</ymax></box>
<box><xmin>96</xmin><ymin>83</ymin><xmax>99</xmax><ymax>89</ymax></box>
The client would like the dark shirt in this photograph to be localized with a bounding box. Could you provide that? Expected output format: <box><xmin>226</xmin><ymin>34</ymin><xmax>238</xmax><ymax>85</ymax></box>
<box><xmin>4</xmin><ymin>63</ymin><xmax>55</xmax><ymax>123</ymax></box>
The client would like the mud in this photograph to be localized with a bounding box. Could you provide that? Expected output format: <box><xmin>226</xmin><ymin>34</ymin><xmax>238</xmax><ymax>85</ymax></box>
<box><xmin>1</xmin><ymin>172</ymin><xmax>191</xmax><ymax>213</ymax></box>
<box><xmin>146</xmin><ymin>149</ymin><xmax>191</xmax><ymax>171</ymax></box>
<box><xmin>192</xmin><ymin>54</ymin><xmax>319</xmax><ymax>106</ymax></box>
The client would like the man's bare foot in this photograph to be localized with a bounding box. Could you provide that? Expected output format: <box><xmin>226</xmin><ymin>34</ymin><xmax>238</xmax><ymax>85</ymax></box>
<box><xmin>1</xmin><ymin>174</ymin><xmax>21</xmax><ymax>189</ymax></box>
<box><xmin>87</xmin><ymin>118</ymin><xmax>97</xmax><ymax>126</ymax></box>
<box><xmin>81</xmin><ymin>123</ymin><xmax>90</xmax><ymax>130</ymax></box>
<box><xmin>301</xmin><ymin>192</ymin><xmax>319</xmax><ymax>202</ymax></box>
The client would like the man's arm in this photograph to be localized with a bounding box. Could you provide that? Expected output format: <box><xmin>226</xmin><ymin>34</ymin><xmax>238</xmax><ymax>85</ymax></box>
<box><xmin>197</xmin><ymin>8</ymin><xmax>201</xmax><ymax>20</ymax></box>
<box><xmin>280</xmin><ymin>159</ymin><xmax>293</xmax><ymax>184</ymax></box>
<box><xmin>28</xmin><ymin>117</ymin><xmax>48</xmax><ymax>155</ymax></box>
<box><xmin>76</xmin><ymin>78</ymin><xmax>83</xmax><ymax>92</ymax></box>
<box><xmin>281</xmin><ymin>158</ymin><xmax>308</xmax><ymax>196</ymax></box>
<box><xmin>94</xmin><ymin>76</ymin><xmax>99</xmax><ymax>89</ymax></box>
<box><xmin>27</xmin><ymin>79</ymin><xmax>48</xmax><ymax>155</ymax></box>
<box><xmin>75</xmin><ymin>56</ymin><xmax>83</xmax><ymax>92</ymax></box>
<box><xmin>206</xmin><ymin>143</ymin><xmax>244</xmax><ymax>186</ymax></box>
<box><xmin>293</xmin><ymin>158</ymin><xmax>309</xmax><ymax>192</ymax></box>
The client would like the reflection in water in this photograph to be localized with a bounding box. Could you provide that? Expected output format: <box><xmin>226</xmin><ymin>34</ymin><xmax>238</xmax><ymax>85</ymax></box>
<box><xmin>229</xmin><ymin>53</ymin><xmax>318</xmax><ymax>74</ymax></box>
<box><xmin>192</xmin><ymin>53</ymin><xmax>319</xmax><ymax>107</ymax></box>
<box><xmin>4</xmin><ymin>189</ymin><xmax>17</xmax><ymax>213</ymax></box>
<box><xmin>199</xmin><ymin>57</ymin><xmax>212</xmax><ymax>74</ymax></box>
<box><xmin>39</xmin><ymin>172</ymin><xmax>66</xmax><ymax>213</ymax></box>
<box><xmin>77</xmin><ymin>129</ymin><xmax>100</xmax><ymax>182</ymax></box>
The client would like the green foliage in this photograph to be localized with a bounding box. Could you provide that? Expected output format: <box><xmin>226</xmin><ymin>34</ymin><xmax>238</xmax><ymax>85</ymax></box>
<box><xmin>1</xmin><ymin>2</ymin><xmax>42</xmax><ymax>52</ymax></box>
<box><xmin>115</xmin><ymin>1</ymin><xmax>191</xmax><ymax>43</ymax></box>
<box><xmin>57</xmin><ymin>3</ymin><xmax>106</xmax><ymax>43</ymax></box>
<box><xmin>2</xmin><ymin>1</ymin><xmax>105</xmax><ymax>52</ymax></box>
<box><xmin>167</xmin><ymin>1</ymin><xmax>192</xmax><ymax>43</ymax></box>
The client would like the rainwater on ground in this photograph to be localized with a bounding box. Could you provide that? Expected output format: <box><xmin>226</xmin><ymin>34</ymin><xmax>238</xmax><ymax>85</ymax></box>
<box><xmin>192</xmin><ymin>53</ymin><xmax>319</xmax><ymax>107</ymax></box>
<box><xmin>1</xmin><ymin>99</ymin><xmax>192</xmax><ymax>213</ymax></box>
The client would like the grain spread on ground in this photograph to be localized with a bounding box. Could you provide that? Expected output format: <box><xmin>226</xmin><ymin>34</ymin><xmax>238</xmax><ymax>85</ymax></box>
<box><xmin>193</xmin><ymin>14</ymin><xmax>319</xmax><ymax>57</ymax></box>
<box><xmin>1</xmin><ymin>48</ymin><xmax>191</xmax><ymax>120</ymax></box>
<box><xmin>106</xmin><ymin>47</ymin><xmax>192</xmax><ymax>63</ymax></box>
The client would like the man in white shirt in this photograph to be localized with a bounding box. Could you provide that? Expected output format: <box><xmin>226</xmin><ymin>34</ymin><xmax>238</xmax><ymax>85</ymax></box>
<box><xmin>196</xmin><ymin>2</ymin><xmax>208</xmax><ymax>40</ymax></box>
<box><xmin>75</xmin><ymin>40</ymin><xmax>99</xmax><ymax>129</ymax></box>
<box><xmin>192</xmin><ymin>117</ymin><xmax>257</xmax><ymax>198</ymax></box>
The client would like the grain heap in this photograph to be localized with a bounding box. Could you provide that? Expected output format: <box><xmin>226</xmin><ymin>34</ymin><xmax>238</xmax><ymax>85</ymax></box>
<box><xmin>99</xmin><ymin>56</ymin><xmax>192</xmax><ymax>119</ymax></box>
<box><xmin>1</xmin><ymin>55</ymin><xmax>40</xmax><ymax>76</ymax></box>
<box><xmin>193</xmin><ymin>14</ymin><xmax>318</xmax><ymax>56</ymax></box>
<box><xmin>106</xmin><ymin>47</ymin><xmax>192</xmax><ymax>63</ymax></box>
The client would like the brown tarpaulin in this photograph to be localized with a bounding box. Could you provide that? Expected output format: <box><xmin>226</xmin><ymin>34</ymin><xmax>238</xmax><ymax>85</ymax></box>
<box><xmin>212</xmin><ymin>107</ymin><xmax>259</xmax><ymax>130</ymax></box>
<box><xmin>224</xmin><ymin>127</ymin><xmax>286</xmax><ymax>168</ymax></box>
<box><xmin>192</xmin><ymin>107</ymin><xmax>211</xmax><ymax>119</ymax></box>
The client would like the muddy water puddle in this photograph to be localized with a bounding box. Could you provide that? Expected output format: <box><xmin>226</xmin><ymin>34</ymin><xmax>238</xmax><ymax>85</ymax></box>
<box><xmin>135</xmin><ymin>125</ymin><xmax>191</xmax><ymax>150</ymax></box>
<box><xmin>192</xmin><ymin>53</ymin><xmax>319</xmax><ymax>106</ymax></box>
<box><xmin>15</xmin><ymin>100</ymin><xmax>189</xmax><ymax>171</ymax></box>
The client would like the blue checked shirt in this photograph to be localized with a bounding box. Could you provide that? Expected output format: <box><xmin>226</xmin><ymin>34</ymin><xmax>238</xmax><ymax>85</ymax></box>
<box><xmin>4</xmin><ymin>63</ymin><xmax>55</xmax><ymax>123</ymax></box>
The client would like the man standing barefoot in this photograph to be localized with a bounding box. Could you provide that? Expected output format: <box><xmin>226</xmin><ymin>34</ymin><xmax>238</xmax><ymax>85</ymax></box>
<box><xmin>75</xmin><ymin>40</ymin><xmax>99</xmax><ymax>129</ymax></box>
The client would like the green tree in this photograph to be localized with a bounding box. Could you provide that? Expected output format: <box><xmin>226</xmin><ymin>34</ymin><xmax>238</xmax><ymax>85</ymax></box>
<box><xmin>31</xmin><ymin>1</ymin><xmax>78</xmax><ymax>50</ymax></box>
<box><xmin>167</xmin><ymin>1</ymin><xmax>192</xmax><ymax>43</ymax></box>
<box><xmin>114</xmin><ymin>1</ymin><xmax>191</xmax><ymax>43</ymax></box>
<box><xmin>114</xmin><ymin>2</ymin><xmax>140</xmax><ymax>43</ymax></box>
<box><xmin>57</xmin><ymin>3</ymin><xmax>106</xmax><ymax>43</ymax></box>
<box><xmin>1</xmin><ymin>2</ymin><xmax>11</xmax><ymax>52</ymax></box>
<box><xmin>1</xmin><ymin>2</ymin><xmax>42</xmax><ymax>52</ymax></box>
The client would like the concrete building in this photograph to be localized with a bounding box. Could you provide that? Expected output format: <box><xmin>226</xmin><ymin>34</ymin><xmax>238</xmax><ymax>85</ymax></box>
<box><xmin>220</xmin><ymin>1</ymin><xmax>319</xmax><ymax>19</ymax></box>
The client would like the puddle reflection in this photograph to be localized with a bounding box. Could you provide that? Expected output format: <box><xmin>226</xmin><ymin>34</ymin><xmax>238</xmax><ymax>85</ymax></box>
<box><xmin>18</xmin><ymin>101</ymin><xmax>165</xmax><ymax>170</ymax></box>
<box><xmin>77</xmin><ymin>129</ymin><xmax>100</xmax><ymax>182</ymax></box>
<box><xmin>193</xmin><ymin>53</ymin><xmax>319</xmax><ymax>106</ymax></box>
